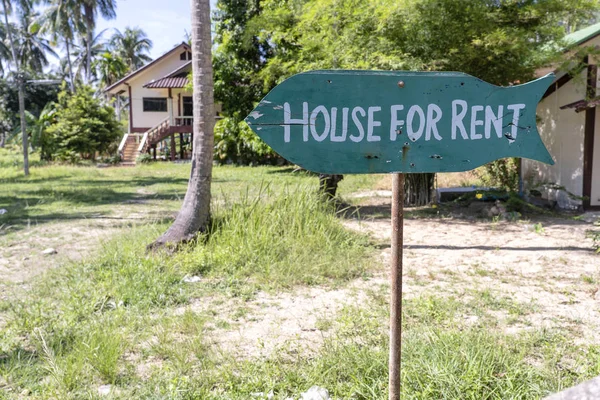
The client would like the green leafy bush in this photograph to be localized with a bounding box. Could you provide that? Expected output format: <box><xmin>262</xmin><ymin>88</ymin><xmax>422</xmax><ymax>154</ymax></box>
<box><xmin>55</xmin><ymin>150</ymin><xmax>82</xmax><ymax>164</ymax></box>
<box><xmin>45</xmin><ymin>86</ymin><xmax>122</xmax><ymax>161</ymax></box>
<box><xmin>100</xmin><ymin>154</ymin><xmax>122</xmax><ymax>165</ymax></box>
<box><xmin>479</xmin><ymin>158</ymin><xmax>520</xmax><ymax>192</ymax></box>
<box><xmin>213</xmin><ymin>117</ymin><xmax>282</xmax><ymax>165</ymax></box>
<box><xmin>506</xmin><ymin>193</ymin><xmax>525</xmax><ymax>213</ymax></box>
<box><xmin>136</xmin><ymin>153</ymin><xmax>153</xmax><ymax>164</ymax></box>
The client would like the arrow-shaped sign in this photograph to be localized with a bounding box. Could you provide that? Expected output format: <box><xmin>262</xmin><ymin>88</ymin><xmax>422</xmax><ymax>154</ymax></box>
<box><xmin>245</xmin><ymin>70</ymin><xmax>555</xmax><ymax>174</ymax></box>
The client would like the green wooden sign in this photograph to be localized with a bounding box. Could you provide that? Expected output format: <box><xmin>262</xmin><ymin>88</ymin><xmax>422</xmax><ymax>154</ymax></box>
<box><xmin>245</xmin><ymin>70</ymin><xmax>555</xmax><ymax>174</ymax></box>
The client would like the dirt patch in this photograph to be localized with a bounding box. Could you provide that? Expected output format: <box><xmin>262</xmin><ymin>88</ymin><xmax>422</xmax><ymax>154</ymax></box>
<box><xmin>1</xmin><ymin>222</ymin><xmax>113</xmax><ymax>284</ymax></box>
<box><xmin>343</xmin><ymin>198</ymin><xmax>600</xmax><ymax>344</ymax></box>
<box><xmin>177</xmin><ymin>285</ymin><xmax>373</xmax><ymax>359</ymax></box>
<box><xmin>0</xmin><ymin>204</ymin><xmax>167</xmax><ymax>329</ymax></box>
<box><xmin>178</xmin><ymin>198</ymin><xmax>600</xmax><ymax>359</ymax></box>
<box><xmin>0</xmin><ymin>203</ymin><xmax>167</xmax><ymax>286</ymax></box>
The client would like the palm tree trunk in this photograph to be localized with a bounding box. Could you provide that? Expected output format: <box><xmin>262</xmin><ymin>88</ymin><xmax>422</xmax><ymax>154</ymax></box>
<box><xmin>64</xmin><ymin>39</ymin><xmax>76</xmax><ymax>91</ymax></box>
<box><xmin>148</xmin><ymin>0</ymin><xmax>215</xmax><ymax>249</ymax></box>
<box><xmin>84</xmin><ymin>4</ymin><xmax>93</xmax><ymax>83</ymax></box>
<box><xmin>2</xmin><ymin>0</ymin><xmax>29</xmax><ymax>176</ymax></box>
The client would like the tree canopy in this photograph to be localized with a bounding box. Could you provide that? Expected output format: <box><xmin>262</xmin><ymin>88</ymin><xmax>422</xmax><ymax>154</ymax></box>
<box><xmin>109</xmin><ymin>27</ymin><xmax>153</xmax><ymax>71</ymax></box>
<box><xmin>44</xmin><ymin>85</ymin><xmax>121</xmax><ymax>160</ymax></box>
<box><xmin>212</xmin><ymin>0</ymin><xmax>600</xmax><ymax>199</ymax></box>
<box><xmin>248</xmin><ymin>0</ymin><xmax>599</xmax><ymax>86</ymax></box>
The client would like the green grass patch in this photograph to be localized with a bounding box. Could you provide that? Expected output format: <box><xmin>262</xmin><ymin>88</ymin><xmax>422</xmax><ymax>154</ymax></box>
<box><xmin>0</xmin><ymin>147</ymin><xmax>377</xmax><ymax>237</ymax></box>
<box><xmin>181</xmin><ymin>295</ymin><xmax>600</xmax><ymax>399</ymax></box>
<box><xmin>26</xmin><ymin>293</ymin><xmax>596</xmax><ymax>399</ymax></box>
<box><xmin>0</xmin><ymin>186</ymin><xmax>374</xmax><ymax>397</ymax></box>
<box><xmin>181</xmin><ymin>185</ymin><xmax>372</xmax><ymax>287</ymax></box>
<box><xmin>2</xmin><ymin>148</ymin><xmax>598</xmax><ymax>399</ymax></box>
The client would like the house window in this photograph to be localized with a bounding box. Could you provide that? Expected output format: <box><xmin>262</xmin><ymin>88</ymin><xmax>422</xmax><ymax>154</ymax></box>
<box><xmin>143</xmin><ymin>98</ymin><xmax>168</xmax><ymax>112</ymax></box>
<box><xmin>180</xmin><ymin>51</ymin><xmax>191</xmax><ymax>61</ymax></box>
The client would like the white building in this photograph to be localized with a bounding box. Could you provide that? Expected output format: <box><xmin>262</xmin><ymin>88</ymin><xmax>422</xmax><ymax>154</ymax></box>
<box><xmin>523</xmin><ymin>23</ymin><xmax>600</xmax><ymax>210</ymax></box>
<box><xmin>104</xmin><ymin>42</ymin><xmax>196</xmax><ymax>164</ymax></box>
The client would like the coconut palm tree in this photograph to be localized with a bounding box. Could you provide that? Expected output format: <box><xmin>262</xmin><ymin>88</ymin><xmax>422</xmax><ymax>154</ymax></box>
<box><xmin>79</xmin><ymin>0</ymin><xmax>116</xmax><ymax>82</ymax></box>
<box><xmin>1</xmin><ymin>0</ymin><xmax>31</xmax><ymax>175</ymax></box>
<box><xmin>94</xmin><ymin>50</ymin><xmax>126</xmax><ymax>87</ymax></box>
<box><xmin>17</xmin><ymin>10</ymin><xmax>58</xmax><ymax>73</ymax></box>
<box><xmin>149</xmin><ymin>0</ymin><xmax>215</xmax><ymax>248</ymax></box>
<box><xmin>109</xmin><ymin>27</ymin><xmax>153</xmax><ymax>71</ymax></box>
<box><xmin>39</xmin><ymin>0</ymin><xmax>83</xmax><ymax>91</ymax></box>
<box><xmin>0</xmin><ymin>22</ymin><xmax>14</xmax><ymax>75</ymax></box>
<box><xmin>72</xmin><ymin>28</ymin><xmax>106</xmax><ymax>82</ymax></box>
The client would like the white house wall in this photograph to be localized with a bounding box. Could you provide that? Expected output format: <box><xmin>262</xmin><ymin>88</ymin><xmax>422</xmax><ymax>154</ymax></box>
<box><xmin>523</xmin><ymin>71</ymin><xmax>587</xmax><ymax>208</ymax></box>
<box><xmin>591</xmin><ymin>106</ymin><xmax>600</xmax><ymax>206</ymax></box>
<box><xmin>172</xmin><ymin>89</ymin><xmax>193</xmax><ymax>116</ymax></box>
<box><xmin>127</xmin><ymin>52</ymin><xmax>190</xmax><ymax>130</ymax></box>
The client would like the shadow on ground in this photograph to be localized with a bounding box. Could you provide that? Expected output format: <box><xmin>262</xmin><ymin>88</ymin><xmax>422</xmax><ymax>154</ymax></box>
<box><xmin>337</xmin><ymin>200</ymin><xmax>589</xmax><ymax>228</ymax></box>
<box><xmin>0</xmin><ymin>175</ymin><xmax>195</xmax><ymax>234</ymax></box>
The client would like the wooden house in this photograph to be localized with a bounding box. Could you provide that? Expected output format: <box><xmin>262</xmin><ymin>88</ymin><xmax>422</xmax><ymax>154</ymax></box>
<box><xmin>105</xmin><ymin>42</ymin><xmax>199</xmax><ymax>164</ymax></box>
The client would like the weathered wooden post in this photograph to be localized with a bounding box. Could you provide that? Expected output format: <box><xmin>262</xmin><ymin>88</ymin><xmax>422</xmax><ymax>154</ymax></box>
<box><xmin>245</xmin><ymin>70</ymin><xmax>555</xmax><ymax>399</ymax></box>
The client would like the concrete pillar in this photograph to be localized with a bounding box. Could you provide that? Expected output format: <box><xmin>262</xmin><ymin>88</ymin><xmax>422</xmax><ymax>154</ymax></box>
<box><xmin>168</xmin><ymin>99</ymin><xmax>174</xmax><ymax>125</ymax></box>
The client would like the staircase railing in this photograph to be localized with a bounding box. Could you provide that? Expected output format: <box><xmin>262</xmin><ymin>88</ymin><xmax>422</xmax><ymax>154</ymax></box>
<box><xmin>138</xmin><ymin>131</ymin><xmax>149</xmax><ymax>154</ymax></box>
<box><xmin>139</xmin><ymin>117</ymin><xmax>170</xmax><ymax>154</ymax></box>
<box><xmin>118</xmin><ymin>133</ymin><xmax>129</xmax><ymax>161</ymax></box>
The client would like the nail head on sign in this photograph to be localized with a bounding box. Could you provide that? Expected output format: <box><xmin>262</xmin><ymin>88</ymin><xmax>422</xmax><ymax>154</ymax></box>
<box><xmin>398</xmin><ymin>81</ymin><xmax>405</xmax><ymax>88</ymax></box>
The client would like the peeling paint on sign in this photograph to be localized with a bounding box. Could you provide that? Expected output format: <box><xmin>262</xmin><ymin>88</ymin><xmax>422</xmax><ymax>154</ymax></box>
<box><xmin>245</xmin><ymin>70</ymin><xmax>555</xmax><ymax>174</ymax></box>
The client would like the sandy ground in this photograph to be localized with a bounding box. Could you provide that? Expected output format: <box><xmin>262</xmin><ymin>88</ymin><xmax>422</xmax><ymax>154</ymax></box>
<box><xmin>2</xmin><ymin>193</ymin><xmax>599</xmax><ymax>358</ymax></box>
<box><xmin>344</xmin><ymin>213</ymin><xmax>600</xmax><ymax>343</ymax></box>
<box><xmin>0</xmin><ymin>206</ymin><xmax>170</xmax><ymax>329</ymax></box>
<box><xmin>171</xmin><ymin>196</ymin><xmax>600</xmax><ymax>358</ymax></box>
<box><xmin>0</xmin><ymin>202</ymin><xmax>171</xmax><ymax>285</ymax></box>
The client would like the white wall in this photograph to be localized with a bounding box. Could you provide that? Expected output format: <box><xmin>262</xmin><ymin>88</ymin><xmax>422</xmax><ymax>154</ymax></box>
<box><xmin>591</xmin><ymin>106</ymin><xmax>600</xmax><ymax>206</ymax></box>
<box><xmin>172</xmin><ymin>88</ymin><xmax>193</xmax><ymax>117</ymax></box>
<box><xmin>523</xmin><ymin>71</ymin><xmax>587</xmax><ymax>208</ymax></box>
<box><xmin>128</xmin><ymin>50</ymin><xmax>190</xmax><ymax>129</ymax></box>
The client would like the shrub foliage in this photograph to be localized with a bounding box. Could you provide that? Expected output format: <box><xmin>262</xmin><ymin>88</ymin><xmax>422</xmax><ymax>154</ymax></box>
<box><xmin>45</xmin><ymin>86</ymin><xmax>122</xmax><ymax>161</ymax></box>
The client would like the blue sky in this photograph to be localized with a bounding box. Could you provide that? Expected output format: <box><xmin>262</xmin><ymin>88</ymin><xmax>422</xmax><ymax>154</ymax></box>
<box><xmin>95</xmin><ymin>0</ymin><xmax>218</xmax><ymax>59</ymax></box>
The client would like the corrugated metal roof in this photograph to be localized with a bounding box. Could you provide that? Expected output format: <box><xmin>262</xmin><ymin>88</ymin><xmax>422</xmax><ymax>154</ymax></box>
<box><xmin>564</xmin><ymin>22</ymin><xmax>600</xmax><ymax>47</ymax></box>
<box><xmin>144</xmin><ymin>76</ymin><xmax>189</xmax><ymax>89</ymax></box>
<box><xmin>104</xmin><ymin>42</ymin><xmax>190</xmax><ymax>93</ymax></box>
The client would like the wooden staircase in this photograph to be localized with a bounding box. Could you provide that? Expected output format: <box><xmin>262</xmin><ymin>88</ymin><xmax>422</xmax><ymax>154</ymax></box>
<box><xmin>139</xmin><ymin>118</ymin><xmax>172</xmax><ymax>155</ymax></box>
<box><xmin>118</xmin><ymin>134</ymin><xmax>140</xmax><ymax>165</ymax></box>
<box><xmin>118</xmin><ymin>117</ymin><xmax>193</xmax><ymax>165</ymax></box>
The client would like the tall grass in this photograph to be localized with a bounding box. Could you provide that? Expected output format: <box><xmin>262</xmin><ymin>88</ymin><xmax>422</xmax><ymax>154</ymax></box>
<box><xmin>0</xmin><ymin>185</ymin><xmax>373</xmax><ymax>397</ymax></box>
<box><xmin>178</xmin><ymin>184</ymin><xmax>371</xmax><ymax>287</ymax></box>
